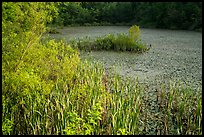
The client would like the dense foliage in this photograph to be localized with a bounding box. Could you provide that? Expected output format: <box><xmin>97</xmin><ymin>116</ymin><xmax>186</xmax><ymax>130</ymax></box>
<box><xmin>2</xmin><ymin>2</ymin><xmax>202</xmax><ymax>135</ymax></box>
<box><xmin>52</xmin><ymin>2</ymin><xmax>202</xmax><ymax>31</ymax></box>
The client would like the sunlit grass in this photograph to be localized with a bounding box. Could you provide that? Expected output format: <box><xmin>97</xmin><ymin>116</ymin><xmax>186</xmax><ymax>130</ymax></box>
<box><xmin>3</xmin><ymin>56</ymin><xmax>202</xmax><ymax>135</ymax></box>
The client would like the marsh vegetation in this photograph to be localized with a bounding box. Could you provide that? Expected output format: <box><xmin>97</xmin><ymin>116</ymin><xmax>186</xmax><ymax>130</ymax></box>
<box><xmin>2</xmin><ymin>2</ymin><xmax>202</xmax><ymax>135</ymax></box>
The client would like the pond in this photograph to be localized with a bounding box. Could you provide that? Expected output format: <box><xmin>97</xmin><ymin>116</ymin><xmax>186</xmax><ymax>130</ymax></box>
<box><xmin>48</xmin><ymin>26</ymin><xmax>202</xmax><ymax>91</ymax></box>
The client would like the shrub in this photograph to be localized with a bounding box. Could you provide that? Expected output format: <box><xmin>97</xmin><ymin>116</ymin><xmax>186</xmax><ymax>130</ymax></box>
<box><xmin>129</xmin><ymin>25</ymin><xmax>140</xmax><ymax>41</ymax></box>
<box><xmin>2</xmin><ymin>40</ymin><xmax>80</xmax><ymax>134</ymax></box>
<box><xmin>72</xmin><ymin>25</ymin><xmax>149</xmax><ymax>53</ymax></box>
<box><xmin>112</xmin><ymin>33</ymin><xmax>136</xmax><ymax>51</ymax></box>
<box><xmin>95</xmin><ymin>34</ymin><xmax>115</xmax><ymax>50</ymax></box>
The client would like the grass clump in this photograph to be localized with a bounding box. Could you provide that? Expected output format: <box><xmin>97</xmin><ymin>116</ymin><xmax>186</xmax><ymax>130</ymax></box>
<box><xmin>156</xmin><ymin>81</ymin><xmax>202</xmax><ymax>135</ymax></box>
<box><xmin>71</xmin><ymin>25</ymin><xmax>149</xmax><ymax>53</ymax></box>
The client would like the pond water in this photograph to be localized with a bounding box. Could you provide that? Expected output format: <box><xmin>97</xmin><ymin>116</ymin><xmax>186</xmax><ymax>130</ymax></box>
<box><xmin>48</xmin><ymin>26</ymin><xmax>202</xmax><ymax>91</ymax></box>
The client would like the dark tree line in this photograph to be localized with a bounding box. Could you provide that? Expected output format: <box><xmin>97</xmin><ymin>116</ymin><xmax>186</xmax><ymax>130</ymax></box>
<box><xmin>52</xmin><ymin>2</ymin><xmax>202</xmax><ymax>30</ymax></box>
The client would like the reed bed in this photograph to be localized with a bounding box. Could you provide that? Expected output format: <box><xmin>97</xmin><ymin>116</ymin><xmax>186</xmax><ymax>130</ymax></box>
<box><xmin>3</xmin><ymin>56</ymin><xmax>202</xmax><ymax>135</ymax></box>
<box><xmin>156</xmin><ymin>81</ymin><xmax>202</xmax><ymax>135</ymax></box>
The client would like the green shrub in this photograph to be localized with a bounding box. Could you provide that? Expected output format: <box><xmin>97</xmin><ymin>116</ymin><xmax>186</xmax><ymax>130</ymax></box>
<box><xmin>73</xmin><ymin>25</ymin><xmax>149</xmax><ymax>53</ymax></box>
<box><xmin>95</xmin><ymin>34</ymin><xmax>115</xmax><ymax>50</ymax></box>
<box><xmin>129</xmin><ymin>25</ymin><xmax>140</xmax><ymax>41</ymax></box>
<box><xmin>112</xmin><ymin>33</ymin><xmax>136</xmax><ymax>51</ymax></box>
<box><xmin>2</xmin><ymin>39</ymin><xmax>80</xmax><ymax>134</ymax></box>
<box><xmin>63</xmin><ymin>102</ymin><xmax>103</xmax><ymax>135</ymax></box>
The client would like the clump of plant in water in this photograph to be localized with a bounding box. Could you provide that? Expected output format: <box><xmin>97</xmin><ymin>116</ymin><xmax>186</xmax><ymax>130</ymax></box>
<box><xmin>70</xmin><ymin>25</ymin><xmax>149</xmax><ymax>53</ymax></box>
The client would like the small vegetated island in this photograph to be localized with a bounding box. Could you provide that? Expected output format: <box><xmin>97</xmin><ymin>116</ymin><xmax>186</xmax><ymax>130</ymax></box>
<box><xmin>2</xmin><ymin>2</ymin><xmax>202</xmax><ymax>135</ymax></box>
<box><xmin>70</xmin><ymin>25</ymin><xmax>149</xmax><ymax>53</ymax></box>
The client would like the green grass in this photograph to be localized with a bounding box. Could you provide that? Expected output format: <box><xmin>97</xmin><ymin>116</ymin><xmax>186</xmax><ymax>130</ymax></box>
<box><xmin>3</xmin><ymin>53</ymin><xmax>202</xmax><ymax>135</ymax></box>
<box><xmin>156</xmin><ymin>81</ymin><xmax>202</xmax><ymax>135</ymax></box>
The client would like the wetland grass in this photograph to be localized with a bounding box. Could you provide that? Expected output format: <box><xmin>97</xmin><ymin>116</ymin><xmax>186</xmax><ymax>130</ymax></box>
<box><xmin>3</xmin><ymin>55</ymin><xmax>202</xmax><ymax>135</ymax></box>
<box><xmin>156</xmin><ymin>81</ymin><xmax>202</xmax><ymax>135</ymax></box>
